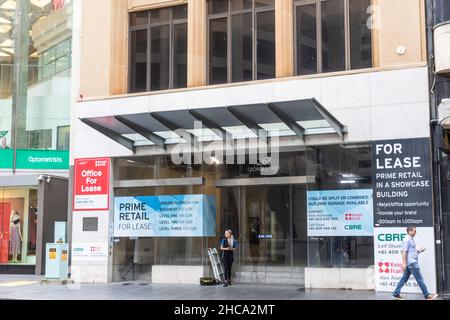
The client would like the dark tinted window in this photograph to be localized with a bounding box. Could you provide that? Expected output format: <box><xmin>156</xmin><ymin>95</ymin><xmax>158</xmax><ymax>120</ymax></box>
<box><xmin>321</xmin><ymin>0</ymin><xmax>346</xmax><ymax>73</ymax></box>
<box><xmin>151</xmin><ymin>25</ymin><xmax>170</xmax><ymax>91</ymax></box>
<box><xmin>174</xmin><ymin>23</ymin><xmax>188</xmax><ymax>88</ymax></box>
<box><xmin>296</xmin><ymin>4</ymin><xmax>317</xmax><ymax>75</ymax></box>
<box><xmin>128</xmin><ymin>6</ymin><xmax>187</xmax><ymax>93</ymax></box>
<box><xmin>256</xmin><ymin>10</ymin><xmax>275</xmax><ymax>79</ymax></box>
<box><xmin>209</xmin><ymin>18</ymin><xmax>228</xmax><ymax>85</ymax></box>
<box><xmin>232</xmin><ymin>13</ymin><xmax>253</xmax><ymax>82</ymax></box>
<box><xmin>349</xmin><ymin>0</ymin><xmax>372</xmax><ymax>69</ymax></box>
<box><xmin>208</xmin><ymin>0</ymin><xmax>276</xmax><ymax>84</ymax></box>
<box><xmin>130</xmin><ymin>29</ymin><xmax>148</xmax><ymax>93</ymax></box>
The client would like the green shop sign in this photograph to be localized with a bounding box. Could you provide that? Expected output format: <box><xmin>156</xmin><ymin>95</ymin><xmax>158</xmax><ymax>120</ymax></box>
<box><xmin>0</xmin><ymin>149</ymin><xmax>69</xmax><ymax>170</ymax></box>
<box><xmin>0</xmin><ymin>149</ymin><xmax>13</xmax><ymax>169</ymax></box>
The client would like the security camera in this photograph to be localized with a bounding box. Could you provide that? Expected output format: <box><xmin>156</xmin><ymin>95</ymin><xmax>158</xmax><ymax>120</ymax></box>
<box><xmin>38</xmin><ymin>175</ymin><xmax>44</xmax><ymax>182</ymax></box>
<box><xmin>46</xmin><ymin>177</ymin><xmax>51</xmax><ymax>183</ymax></box>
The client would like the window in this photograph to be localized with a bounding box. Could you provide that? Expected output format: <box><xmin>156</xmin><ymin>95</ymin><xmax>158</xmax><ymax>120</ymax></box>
<box><xmin>295</xmin><ymin>0</ymin><xmax>372</xmax><ymax>75</ymax></box>
<box><xmin>26</xmin><ymin>129</ymin><xmax>52</xmax><ymax>149</ymax></box>
<box><xmin>57</xmin><ymin>126</ymin><xmax>70</xmax><ymax>150</ymax></box>
<box><xmin>38</xmin><ymin>38</ymin><xmax>72</xmax><ymax>82</ymax></box>
<box><xmin>208</xmin><ymin>0</ymin><xmax>276</xmax><ymax>85</ymax></box>
<box><xmin>129</xmin><ymin>6</ymin><xmax>187</xmax><ymax>93</ymax></box>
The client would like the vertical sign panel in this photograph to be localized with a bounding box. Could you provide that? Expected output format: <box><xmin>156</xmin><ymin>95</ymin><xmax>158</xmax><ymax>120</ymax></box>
<box><xmin>372</xmin><ymin>138</ymin><xmax>436</xmax><ymax>293</ymax></box>
<box><xmin>372</xmin><ymin>138</ymin><xmax>433</xmax><ymax>228</ymax></box>
<box><xmin>73</xmin><ymin>158</ymin><xmax>110</xmax><ymax>211</ymax></box>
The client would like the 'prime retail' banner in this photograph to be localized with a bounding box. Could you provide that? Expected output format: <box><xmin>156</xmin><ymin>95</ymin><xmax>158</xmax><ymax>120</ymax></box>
<box><xmin>307</xmin><ymin>189</ymin><xmax>374</xmax><ymax>236</ymax></box>
<box><xmin>114</xmin><ymin>195</ymin><xmax>216</xmax><ymax>237</ymax></box>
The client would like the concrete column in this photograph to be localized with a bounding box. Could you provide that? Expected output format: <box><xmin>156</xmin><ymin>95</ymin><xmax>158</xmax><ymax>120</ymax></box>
<box><xmin>187</xmin><ymin>0</ymin><xmax>207</xmax><ymax>87</ymax></box>
<box><xmin>275</xmin><ymin>0</ymin><xmax>294</xmax><ymax>78</ymax></box>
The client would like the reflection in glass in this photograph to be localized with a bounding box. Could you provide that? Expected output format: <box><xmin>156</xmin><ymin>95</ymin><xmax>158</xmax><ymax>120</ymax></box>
<box><xmin>130</xmin><ymin>11</ymin><xmax>148</xmax><ymax>26</ymax></box>
<box><xmin>349</xmin><ymin>0</ymin><xmax>372</xmax><ymax>69</ymax></box>
<box><xmin>209</xmin><ymin>18</ymin><xmax>228</xmax><ymax>84</ymax></box>
<box><xmin>151</xmin><ymin>25</ymin><xmax>170</xmax><ymax>91</ymax></box>
<box><xmin>321</xmin><ymin>0</ymin><xmax>345</xmax><ymax>73</ymax></box>
<box><xmin>150</xmin><ymin>8</ymin><xmax>170</xmax><ymax>23</ymax></box>
<box><xmin>209</xmin><ymin>0</ymin><xmax>229</xmax><ymax>14</ymax></box>
<box><xmin>296</xmin><ymin>4</ymin><xmax>317</xmax><ymax>75</ymax></box>
<box><xmin>231</xmin><ymin>0</ymin><xmax>252</xmax><ymax>11</ymax></box>
<box><xmin>130</xmin><ymin>30</ymin><xmax>148</xmax><ymax>93</ymax></box>
<box><xmin>232</xmin><ymin>13</ymin><xmax>253</xmax><ymax>82</ymax></box>
<box><xmin>255</xmin><ymin>0</ymin><xmax>275</xmax><ymax>8</ymax></box>
<box><xmin>129</xmin><ymin>6</ymin><xmax>187</xmax><ymax>92</ymax></box>
<box><xmin>256</xmin><ymin>10</ymin><xmax>275</xmax><ymax>80</ymax></box>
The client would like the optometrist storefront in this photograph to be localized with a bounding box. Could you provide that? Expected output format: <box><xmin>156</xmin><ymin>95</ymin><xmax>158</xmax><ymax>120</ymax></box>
<box><xmin>71</xmin><ymin>67</ymin><xmax>437</xmax><ymax>293</ymax></box>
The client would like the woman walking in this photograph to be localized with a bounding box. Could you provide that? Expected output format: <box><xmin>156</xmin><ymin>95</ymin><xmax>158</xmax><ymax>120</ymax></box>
<box><xmin>220</xmin><ymin>229</ymin><xmax>236</xmax><ymax>287</ymax></box>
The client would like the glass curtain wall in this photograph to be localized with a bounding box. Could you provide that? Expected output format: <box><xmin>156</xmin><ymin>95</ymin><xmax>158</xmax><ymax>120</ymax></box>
<box><xmin>112</xmin><ymin>144</ymin><xmax>374</xmax><ymax>282</ymax></box>
<box><xmin>306</xmin><ymin>144</ymin><xmax>373</xmax><ymax>268</ymax></box>
<box><xmin>0</xmin><ymin>0</ymin><xmax>72</xmax><ymax>171</ymax></box>
<box><xmin>208</xmin><ymin>0</ymin><xmax>276</xmax><ymax>85</ymax></box>
<box><xmin>295</xmin><ymin>0</ymin><xmax>372</xmax><ymax>75</ymax></box>
<box><xmin>113</xmin><ymin>156</ymin><xmax>218</xmax><ymax>281</ymax></box>
<box><xmin>129</xmin><ymin>5</ymin><xmax>188</xmax><ymax>93</ymax></box>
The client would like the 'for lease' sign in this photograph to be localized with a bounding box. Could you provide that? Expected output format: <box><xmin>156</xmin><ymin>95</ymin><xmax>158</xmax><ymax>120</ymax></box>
<box><xmin>73</xmin><ymin>158</ymin><xmax>110</xmax><ymax>211</ymax></box>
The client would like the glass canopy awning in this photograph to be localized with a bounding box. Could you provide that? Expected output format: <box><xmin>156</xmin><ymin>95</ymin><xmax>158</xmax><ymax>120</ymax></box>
<box><xmin>80</xmin><ymin>99</ymin><xmax>347</xmax><ymax>152</ymax></box>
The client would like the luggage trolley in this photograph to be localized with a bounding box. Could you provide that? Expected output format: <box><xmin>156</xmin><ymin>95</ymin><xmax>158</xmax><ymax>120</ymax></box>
<box><xmin>208</xmin><ymin>248</ymin><xmax>225</xmax><ymax>284</ymax></box>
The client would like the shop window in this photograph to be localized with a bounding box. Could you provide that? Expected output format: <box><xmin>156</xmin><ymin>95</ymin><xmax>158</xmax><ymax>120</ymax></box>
<box><xmin>305</xmin><ymin>144</ymin><xmax>374</xmax><ymax>268</ymax></box>
<box><xmin>0</xmin><ymin>187</ymin><xmax>38</xmax><ymax>265</ymax></box>
<box><xmin>129</xmin><ymin>5</ymin><xmax>188</xmax><ymax>93</ymax></box>
<box><xmin>295</xmin><ymin>0</ymin><xmax>372</xmax><ymax>75</ymax></box>
<box><xmin>208</xmin><ymin>0</ymin><xmax>275</xmax><ymax>85</ymax></box>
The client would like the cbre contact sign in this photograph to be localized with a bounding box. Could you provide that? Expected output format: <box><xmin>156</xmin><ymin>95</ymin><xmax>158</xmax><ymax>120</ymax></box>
<box><xmin>73</xmin><ymin>158</ymin><xmax>110</xmax><ymax>211</ymax></box>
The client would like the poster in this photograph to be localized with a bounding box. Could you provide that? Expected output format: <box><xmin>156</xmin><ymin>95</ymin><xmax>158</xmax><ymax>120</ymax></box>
<box><xmin>114</xmin><ymin>195</ymin><xmax>216</xmax><ymax>237</ymax></box>
<box><xmin>307</xmin><ymin>189</ymin><xmax>373</xmax><ymax>236</ymax></box>
<box><xmin>372</xmin><ymin>138</ymin><xmax>433</xmax><ymax>227</ymax></box>
<box><xmin>374</xmin><ymin>227</ymin><xmax>436</xmax><ymax>294</ymax></box>
<box><xmin>73</xmin><ymin>158</ymin><xmax>110</xmax><ymax>211</ymax></box>
<box><xmin>71</xmin><ymin>242</ymin><xmax>109</xmax><ymax>262</ymax></box>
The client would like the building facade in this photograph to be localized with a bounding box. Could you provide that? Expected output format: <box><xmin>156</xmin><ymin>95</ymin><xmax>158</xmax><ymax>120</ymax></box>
<box><xmin>0</xmin><ymin>0</ymin><xmax>73</xmax><ymax>274</ymax></box>
<box><xmin>70</xmin><ymin>0</ymin><xmax>439</xmax><ymax>293</ymax></box>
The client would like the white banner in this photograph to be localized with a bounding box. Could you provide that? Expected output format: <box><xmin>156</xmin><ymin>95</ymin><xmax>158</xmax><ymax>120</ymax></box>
<box><xmin>374</xmin><ymin>227</ymin><xmax>436</xmax><ymax>294</ymax></box>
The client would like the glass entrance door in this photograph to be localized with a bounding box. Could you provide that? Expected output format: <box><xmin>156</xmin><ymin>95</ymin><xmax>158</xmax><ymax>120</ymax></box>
<box><xmin>242</xmin><ymin>186</ymin><xmax>291</xmax><ymax>266</ymax></box>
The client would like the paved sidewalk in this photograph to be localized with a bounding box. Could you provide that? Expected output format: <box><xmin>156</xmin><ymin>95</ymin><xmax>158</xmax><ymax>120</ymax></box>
<box><xmin>0</xmin><ymin>275</ymin><xmax>440</xmax><ymax>300</ymax></box>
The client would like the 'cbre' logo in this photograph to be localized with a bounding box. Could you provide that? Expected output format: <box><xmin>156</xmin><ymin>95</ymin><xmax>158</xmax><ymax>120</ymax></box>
<box><xmin>377</xmin><ymin>233</ymin><xmax>406</xmax><ymax>242</ymax></box>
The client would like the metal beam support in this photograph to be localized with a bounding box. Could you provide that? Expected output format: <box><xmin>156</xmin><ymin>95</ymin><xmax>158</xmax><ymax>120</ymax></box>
<box><xmin>150</xmin><ymin>112</ymin><xmax>197</xmax><ymax>146</ymax></box>
<box><xmin>188</xmin><ymin>109</ymin><xmax>233</xmax><ymax>141</ymax></box>
<box><xmin>266</xmin><ymin>103</ymin><xmax>305</xmax><ymax>141</ymax></box>
<box><xmin>115</xmin><ymin>115</ymin><xmax>166</xmax><ymax>150</ymax></box>
<box><xmin>80</xmin><ymin>118</ymin><xmax>135</xmax><ymax>152</ymax></box>
<box><xmin>226</xmin><ymin>106</ymin><xmax>267</xmax><ymax>138</ymax></box>
<box><xmin>310</xmin><ymin>98</ymin><xmax>347</xmax><ymax>139</ymax></box>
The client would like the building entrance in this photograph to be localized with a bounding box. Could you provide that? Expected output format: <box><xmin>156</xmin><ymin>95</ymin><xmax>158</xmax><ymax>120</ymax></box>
<box><xmin>220</xmin><ymin>183</ymin><xmax>307</xmax><ymax>285</ymax></box>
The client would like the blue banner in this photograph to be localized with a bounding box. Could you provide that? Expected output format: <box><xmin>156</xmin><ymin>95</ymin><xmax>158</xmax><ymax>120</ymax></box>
<box><xmin>307</xmin><ymin>189</ymin><xmax>374</xmax><ymax>236</ymax></box>
<box><xmin>114</xmin><ymin>195</ymin><xmax>216</xmax><ymax>237</ymax></box>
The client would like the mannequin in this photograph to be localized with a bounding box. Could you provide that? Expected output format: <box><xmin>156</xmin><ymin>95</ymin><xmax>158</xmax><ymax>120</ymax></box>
<box><xmin>9</xmin><ymin>210</ymin><xmax>22</xmax><ymax>263</ymax></box>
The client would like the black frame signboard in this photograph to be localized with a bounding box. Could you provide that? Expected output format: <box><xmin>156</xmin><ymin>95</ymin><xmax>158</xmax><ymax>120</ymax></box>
<box><xmin>372</xmin><ymin>137</ymin><xmax>433</xmax><ymax>227</ymax></box>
